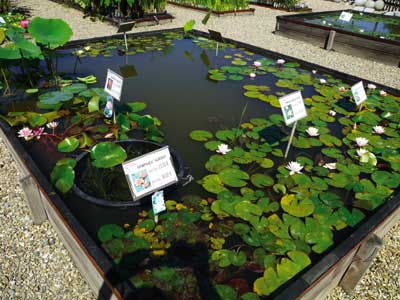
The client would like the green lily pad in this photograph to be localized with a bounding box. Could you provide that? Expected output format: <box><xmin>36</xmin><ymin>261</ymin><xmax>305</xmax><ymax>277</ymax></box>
<box><xmin>251</xmin><ymin>174</ymin><xmax>274</xmax><ymax>188</ymax></box>
<box><xmin>57</xmin><ymin>137</ymin><xmax>79</xmax><ymax>153</ymax></box>
<box><xmin>190</xmin><ymin>130</ymin><xmax>213</xmax><ymax>141</ymax></box>
<box><xmin>205</xmin><ymin>155</ymin><xmax>233</xmax><ymax>173</ymax></box>
<box><xmin>97</xmin><ymin>224</ymin><xmax>124</xmax><ymax>243</ymax></box>
<box><xmin>61</xmin><ymin>83</ymin><xmax>87</xmax><ymax>94</ymax></box>
<box><xmin>372</xmin><ymin>171</ymin><xmax>400</xmax><ymax>188</ymax></box>
<box><xmin>90</xmin><ymin>142</ymin><xmax>127</xmax><ymax>168</ymax></box>
<box><xmin>28</xmin><ymin>17</ymin><xmax>73</xmax><ymax>49</ymax></box>
<box><xmin>201</xmin><ymin>174</ymin><xmax>228</xmax><ymax>194</ymax></box>
<box><xmin>218</xmin><ymin>168</ymin><xmax>249</xmax><ymax>187</ymax></box>
<box><xmin>50</xmin><ymin>164</ymin><xmax>75</xmax><ymax>193</ymax></box>
<box><xmin>39</xmin><ymin>91</ymin><xmax>73</xmax><ymax>105</ymax></box>
<box><xmin>281</xmin><ymin>194</ymin><xmax>315</xmax><ymax>217</ymax></box>
<box><xmin>127</xmin><ymin>102</ymin><xmax>147</xmax><ymax>112</ymax></box>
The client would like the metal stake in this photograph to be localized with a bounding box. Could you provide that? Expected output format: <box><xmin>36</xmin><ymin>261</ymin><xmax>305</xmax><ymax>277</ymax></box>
<box><xmin>216</xmin><ymin>42</ymin><xmax>219</xmax><ymax>57</ymax></box>
<box><xmin>284</xmin><ymin>121</ymin><xmax>297</xmax><ymax>159</ymax></box>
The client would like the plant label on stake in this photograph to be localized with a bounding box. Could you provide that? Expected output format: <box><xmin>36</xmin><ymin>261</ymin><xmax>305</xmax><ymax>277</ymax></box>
<box><xmin>104</xmin><ymin>69</ymin><xmax>124</xmax><ymax>101</ymax></box>
<box><xmin>152</xmin><ymin>191</ymin><xmax>166</xmax><ymax>223</ymax></box>
<box><xmin>104</xmin><ymin>96</ymin><xmax>114</xmax><ymax>119</ymax></box>
<box><xmin>122</xmin><ymin>146</ymin><xmax>178</xmax><ymax>202</ymax></box>
<box><xmin>117</xmin><ymin>21</ymin><xmax>135</xmax><ymax>51</ymax></box>
<box><xmin>339</xmin><ymin>11</ymin><xmax>353</xmax><ymax>22</ymax></box>
<box><xmin>351</xmin><ymin>81</ymin><xmax>367</xmax><ymax>110</ymax></box>
<box><xmin>0</xmin><ymin>17</ymin><xmax>5</xmax><ymax>24</ymax></box>
<box><xmin>209</xmin><ymin>30</ymin><xmax>224</xmax><ymax>57</ymax></box>
<box><xmin>279</xmin><ymin>91</ymin><xmax>307</xmax><ymax>159</ymax></box>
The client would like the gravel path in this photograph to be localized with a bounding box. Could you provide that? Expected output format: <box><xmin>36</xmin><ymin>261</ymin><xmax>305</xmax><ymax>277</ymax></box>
<box><xmin>1</xmin><ymin>0</ymin><xmax>399</xmax><ymax>299</ymax></box>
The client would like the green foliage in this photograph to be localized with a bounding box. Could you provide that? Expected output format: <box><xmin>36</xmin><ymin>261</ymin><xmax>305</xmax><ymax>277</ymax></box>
<box><xmin>28</xmin><ymin>17</ymin><xmax>73</xmax><ymax>49</ymax></box>
<box><xmin>90</xmin><ymin>142</ymin><xmax>128</xmax><ymax>168</ymax></box>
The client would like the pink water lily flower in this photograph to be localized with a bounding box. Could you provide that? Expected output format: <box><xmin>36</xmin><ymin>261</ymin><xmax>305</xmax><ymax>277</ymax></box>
<box><xmin>306</xmin><ymin>127</ymin><xmax>319</xmax><ymax>137</ymax></box>
<box><xmin>286</xmin><ymin>161</ymin><xmax>303</xmax><ymax>176</ymax></box>
<box><xmin>276</xmin><ymin>59</ymin><xmax>285</xmax><ymax>65</ymax></box>
<box><xmin>32</xmin><ymin>127</ymin><xmax>45</xmax><ymax>139</ymax></box>
<box><xmin>367</xmin><ymin>83</ymin><xmax>376</xmax><ymax>90</ymax></box>
<box><xmin>339</xmin><ymin>86</ymin><xmax>346</xmax><ymax>92</ymax></box>
<box><xmin>20</xmin><ymin>20</ymin><xmax>29</xmax><ymax>29</ymax></box>
<box><xmin>18</xmin><ymin>127</ymin><xmax>33</xmax><ymax>140</ymax></box>
<box><xmin>46</xmin><ymin>121</ymin><xmax>58</xmax><ymax>129</ymax></box>
<box><xmin>328</xmin><ymin>110</ymin><xmax>336</xmax><ymax>117</ymax></box>
<box><xmin>372</xmin><ymin>125</ymin><xmax>385</xmax><ymax>135</ymax></box>
<box><xmin>216</xmin><ymin>144</ymin><xmax>231</xmax><ymax>155</ymax></box>
<box><xmin>253</xmin><ymin>61</ymin><xmax>261</xmax><ymax>68</ymax></box>
<box><xmin>379</xmin><ymin>90</ymin><xmax>387</xmax><ymax>96</ymax></box>
<box><xmin>319</xmin><ymin>79</ymin><xmax>326</xmax><ymax>84</ymax></box>
<box><xmin>355</xmin><ymin>137</ymin><xmax>369</xmax><ymax>147</ymax></box>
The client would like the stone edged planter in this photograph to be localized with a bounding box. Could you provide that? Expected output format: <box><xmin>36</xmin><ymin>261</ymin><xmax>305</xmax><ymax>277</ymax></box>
<box><xmin>275</xmin><ymin>10</ymin><xmax>400</xmax><ymax>67</ymax></box>
<box><xmin>1</xmin><ymin>28</ymin><xmax>400</xmax><ymax>300</ymax></box>
<box><xmin>250</xmin><ymin>1</ymin><xmax>312</xmax><ymax>12</ymax></box>
<box><xmin>167</xmin><ymin>1</ymin><xmax>255</xmax><ymax>16</ymax></box>
<box><xmin>72</xmin><ymin>139</ymin><xmax>188</xmax><ymax>208</ymax></box>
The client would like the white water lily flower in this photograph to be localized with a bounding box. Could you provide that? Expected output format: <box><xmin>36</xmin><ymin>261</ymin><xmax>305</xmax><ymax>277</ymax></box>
<box><xmin>323</xmin><ymin>162</ymin><xmax>337</xmax><ymax>170</ymax></box>
<box><xmin>312</xmin><ymin>70</ymin><xmax>317</xmax><ymax>74</ymax></box>
<box><xmin>249</xmin><ymin>73</ymin><xmax>256</xmax><ymax>78</ymax></box>
<box><xmin>286</xmin><ymin>161</ymin><xmax>303</xmax><ymax>175</ymax></box>
<box><xmin>355</xmin><ymin>137</ymin><xmax>369</xmax><ymax>147</ymax></box>
<box><xmin>357</xmin><ymin>148</ymin><xmax>368</xmax><ymax>157</ymax></box>
<box><xmin>379</xmin><ymin>90</ymin><xmax>387</xmax><ymax>96</ymax></box>
<box><xmin>372</xmin><ymin>125</ymin><xmax>385</xmax><ymax>135</ymax></box>
<box><xmin>328</xmin><ymin>110</ymin><xmax>336</xmax><ymax>117</ymax></box>
<box><xmin>276</xmin><ymin>59</ymin><xmax>285</xmax><ymax>65</ymax></box>
<box><xmin>84</xmin><ymin>46</ymin><xmax>91</xmax><ymax>51</ymax></box>
<box><xmin>253</xmin><ymin>61</ymin><xmax>261</xmax><ymax>68</ymax></box>
<box><xmin>359</xmin><ymin>29</ymin><xmax>364</xmax><ymax>33</ymax></box>
<box><xmin>76</xmin><ymin>50</ymin><xmax>84</xmax><ymax>55</ymax></box>
<box><xmin>367</xmin><ymin>83</ymin><xmax>376</xmax><ymax>89</ymax></box>
<box><xmin>306</xmin><ymin>127</ymin><xmax>319</xmax><ymax>137</ymax></box>
<box><xmin>216</xmin><ymin>144</ymin><xmax>231</xmax><ymax>155</ymax></box>
<box><xmin>320</xmin><ymin>79</ymin><xmax>326</xmax><ymax>84</ymax></box>
<box><xmin>46</xmin><ymin>121</ymin><xmax>58</xmax><ymax>129</ymax></box>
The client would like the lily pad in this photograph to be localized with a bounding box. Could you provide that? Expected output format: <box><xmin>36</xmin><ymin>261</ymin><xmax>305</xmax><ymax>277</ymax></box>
<box><xmin>251</xmin><ymin>174</ymin><xmax>274</xmax><ymax>188</ymax></box>
<box><xmin>39</xmin><ymin>91</ymin><xmax>73</xmax><ymax>105</ymax></box>
<box><xmin>190</xmin><ymin>130</ymin><xmax>213</xmax><ymax>141</ymax></box>
<box><xmin>218</xmin><ymin>168</ymin><xmax>249</xmax><ymax>187</ymax></box>
<box><xmin>90</xmin><ymin>142</ymin><xmax>127</xmax><ymax>168</ymax></box>
<box><xmin>97</xmin><ymin>224</ymin><xmax>124</xmax><ymax>242</ymax></box>
<box><xmin>281</xmin><ymin>194</ymin><xmax>315</xmax><ymax>217</ymax></box>
<box><xmin>50</xmin><ymin>164</ymin><xmax>75</xmax><ymax>193</ymax></box>
<box><xmin>57</xmin><ymin>137</ymin><xmax>79</xmax><ymax>153</ymax></box>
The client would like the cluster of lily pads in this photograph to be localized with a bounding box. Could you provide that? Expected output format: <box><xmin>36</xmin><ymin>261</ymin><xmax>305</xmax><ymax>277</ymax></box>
<box><xmin>96</xmin><ymin>35</ymin><xmax>400</xmax><ymax>299</ymax></box>
<box><xmin>305</xmin><ymin>11</ymin><xmax>400</xmax><ymax>41</ymax></box>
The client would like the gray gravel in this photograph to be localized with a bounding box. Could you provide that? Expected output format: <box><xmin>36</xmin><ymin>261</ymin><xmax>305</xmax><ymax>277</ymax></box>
<box><xmin>1</xmin><ymin>0</ymin><xmax>399</xmax><ymax>299</ymax></box>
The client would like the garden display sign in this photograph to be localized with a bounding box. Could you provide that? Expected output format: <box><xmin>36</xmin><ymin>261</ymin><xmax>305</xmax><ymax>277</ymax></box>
<box><xmin>104</xmin><ymin>69</ymin><xmax>124</xmax><ymax>101</ymax></box>
<box><xmin>338</xmin><ymin>11</ymin><xmax>353</xmax><ymax>22</ymax></box>
<box><xmin>209</xmin><ymin>30</ymin><xmax>224</xmax><ymax>56</ymax></box>
<box><xmin>279</xmin><ymin>91</ymin><xmax>307</xmax><ymax>158</ymax></box>
<box><xmin>122</xmin><ymin>146</ymin><xmax>178</xmax><ymax>202</ymax></box>
<box><xmin>351</xmin><ymin>81</ymin><xmax>367</xmax><ymax>107</ymax></box>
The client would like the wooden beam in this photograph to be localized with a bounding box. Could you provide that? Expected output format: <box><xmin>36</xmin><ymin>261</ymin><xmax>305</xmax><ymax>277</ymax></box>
<box><xmin>19</xmin><ymin>175</ymin><xmax>48</xmax><ymax>225</ymax></box>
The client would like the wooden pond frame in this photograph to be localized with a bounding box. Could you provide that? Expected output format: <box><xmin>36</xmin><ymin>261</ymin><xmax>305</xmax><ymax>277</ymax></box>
<box><xmin>2</xmin><ymin>28</ymin><xmax>400</xmax><ymax>300</ymax></box>
<box><xmin>275</xmin><ymin>10</ymin><xmax>400</xmax><ymax>67</ymax></box>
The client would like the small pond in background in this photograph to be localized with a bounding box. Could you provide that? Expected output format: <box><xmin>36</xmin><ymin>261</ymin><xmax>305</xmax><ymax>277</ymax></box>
<box><xmin>1</xmin><ymin>31</ymin><xmax>400</xmax><ymax>299</ymax></box>
<box><xmin>295</xmin><ymin>10</ymin><xmax>400</xmax><ymax>41</ymax></box>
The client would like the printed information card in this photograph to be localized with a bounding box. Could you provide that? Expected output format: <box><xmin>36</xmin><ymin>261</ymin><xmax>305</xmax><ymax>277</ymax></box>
<box><xmin>152</xmin><ymin>191</ymin><xmax>166</xmax><ymax>215</ymax></box>
<box><xmin>122</xmin><ymin>146</ymin><xmax>178</xmax><ymax>201</ymax></box>
<box><xmin>351</xmin><ymin>81</ymin><xmax>367</xmax><ymax>106</ymax></box>
<box><xmin>279</xmin><ymin>91</ymin><xmax>307</xmax><ymax>126</ymax></box>
<box><xmin>339</xmin><ymin>11</ymin><xmax>353</xmax><ymax>22</ymax></box>
<box><xmin>104</xmin><ymin>69</ymin><xmax>124</xmax><ymax>101</ymax></box>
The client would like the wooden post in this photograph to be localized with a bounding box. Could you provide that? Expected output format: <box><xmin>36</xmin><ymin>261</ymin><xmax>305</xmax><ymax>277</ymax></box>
<box><xmin>325</xmin><ymin>30</ymin><xmax>336</xmax><ymax>51</ymax></box>
<box><xmin>20</xmin><ymin>175</ymin><xmax>47</xmax><ymax>225</ymax></box>
<box><xmin>339</xmin><ymin>234</ymin><xmax>383</xmax><ymax>294</ymax></box>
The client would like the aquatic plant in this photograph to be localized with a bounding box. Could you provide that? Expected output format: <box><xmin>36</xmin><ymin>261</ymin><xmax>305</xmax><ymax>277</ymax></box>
<box><xmin>169</xmin><ymin>0</ymin><xmax>250</xmax><ymax>12</ymax></box>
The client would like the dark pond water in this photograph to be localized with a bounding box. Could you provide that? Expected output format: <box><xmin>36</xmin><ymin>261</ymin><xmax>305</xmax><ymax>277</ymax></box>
<box><xmin>297</xmin><ymin>11</ymin><xmax>400</xmax><ymax>41</ymax></box>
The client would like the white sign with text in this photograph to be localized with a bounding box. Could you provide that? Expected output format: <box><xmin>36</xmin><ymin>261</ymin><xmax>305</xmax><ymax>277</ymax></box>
<box><xmin>279</xmin><ymin>91</ymin><xmax>307</xmax><ymax>126</ymax></box>
<box><xmin>122</xmin><ymin>146</ymin><xmax>178</xmax><ymax>201</ymax></box>
<box><xmin>104</xmin><ymin>69</ymin><xmax>123</xmax><ymax>101</ymax></box>
<box><xmin>339</xmin><ymin>11</ymin><xmax>353</xmax><ymax>22</ymax></box>
<box><xmin>0</xmin><ymin>17</ymin><xmax>5</xmax><ymax>24</ymax></box>
<box><xmin>351</xmin><ymin>81</ymin><xmax>367</xmax><ymax>106</ymax></box>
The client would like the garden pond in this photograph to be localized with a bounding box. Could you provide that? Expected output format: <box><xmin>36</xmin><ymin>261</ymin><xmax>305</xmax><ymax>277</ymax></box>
<box><xmin>294</xmin><ymin>10</ymin><xmax>400</xmax><ymax>41</ymax></box>
<box><xmin>1</xmin><ymin>29</ymin><xmax>400</xmax><ymax>300</ymax></box>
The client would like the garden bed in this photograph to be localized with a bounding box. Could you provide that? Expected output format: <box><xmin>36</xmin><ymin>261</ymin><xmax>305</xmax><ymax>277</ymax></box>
<box><xmin>1</xmin><ymin>27</ymin><xmax>400</xmax><ymax>300</ymax></box>
<box><xmin>48</xmin><ymin>0</ymin><xmax>174</xmax><ymax>27</ymax></box>
<box><xmin>275</xmin><ymin>10</ymin><xmax>400</xmax><ymax>67</ymax></box>
<box><xmin>167</xmin><ymin>1</ymin><xmax>255</xmax><ymax>16</ymax></box>
<box><xmin>250</xmin><ymin>1</ymin><xmax>312</xmax><ymax>13</ymax></box>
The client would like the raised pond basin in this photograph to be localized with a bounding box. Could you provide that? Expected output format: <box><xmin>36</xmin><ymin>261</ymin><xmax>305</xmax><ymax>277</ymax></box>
<box><xmin>1</xmin><ymin>29</ymin><xmax>400</xmax><ymax>300</ymax></box>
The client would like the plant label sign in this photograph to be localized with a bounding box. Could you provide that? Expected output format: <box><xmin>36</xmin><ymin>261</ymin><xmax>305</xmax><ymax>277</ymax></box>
<box><xmin>152</xmin><ymin>191</ymin><xmax>166</xmax><ymax>215</ymax></box>
<box><xmin>339</xmin><ymin>11</ymin><xmax>353</xmax><ymax>22</ymax></box>
<box><xmin>209</xmin><ymin>30</ymin><xmax>224</xmax><ymax>43</ymax></box>
<box><xmin>104</xmin><ymin>69</ymin><xmax>123</xmax><ymax>101</ymax></box>
<box><xmin>351</xmin><ymin>81</ymin><xmax>367</xmax><ymax>106</ymax></box>
<box><xmin>122</xmin><ymin>146</ymin><xmax>178</xmax><ymax>201</ymax></box>
<box><xmin>0</xmin><ymin>17</ymin><xmax>5</xmax><ymax>24</ymax></box>
<box><xmin>279</xmin><ymin>91</ymin><xmax>307</xmax><ymax>126</ymax></box>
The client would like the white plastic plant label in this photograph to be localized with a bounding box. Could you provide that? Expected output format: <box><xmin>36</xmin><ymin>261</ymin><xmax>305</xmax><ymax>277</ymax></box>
<box><xmin>152</xmin><ymin>191</ymin><xmax>166</xmax><ymax>215</ymax></box>
<box><xmin>279</xmin><ymin>91</ymin><xmax>307</xmax><ymax>126</ymax></box>
<box><xmin>0</xmin><ymin>17</ymin><xmax>5</xmax><ymax>24</ymax></box>
<box><xmin>351</xmin><ymin>81</ymin><xmax>367</xmax><ymax>106</ymax></box>
<box><xmin>104</xmin><ymin>69</ymin><xmax>123</xmax><ymax>101</ymax></box>
<box><xmin>122</xmin><ymin>146</ymin><xmax>178</xmax><ymax>201</ymax></box>
<box><xmin>339</xmin><ymin>12</ymin><xmax>353</xmax><ymax>22</ymax></box>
